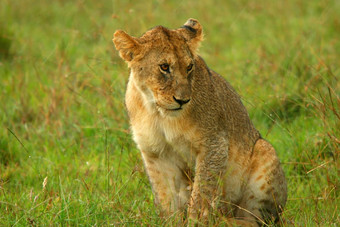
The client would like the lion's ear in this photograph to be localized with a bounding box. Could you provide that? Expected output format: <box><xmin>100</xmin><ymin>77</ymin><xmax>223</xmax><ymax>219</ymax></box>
<box><xmin>113</xmin><ymin>30</ymin><xmax>141</xmax><ymax>62</ymax></box>
<box><xmin>179</xmin><ymin>18</ymin><xmax>204</xmax><ymax>54</ymax></box>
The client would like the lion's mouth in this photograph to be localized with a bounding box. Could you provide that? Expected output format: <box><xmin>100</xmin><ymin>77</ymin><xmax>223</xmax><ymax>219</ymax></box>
<box><xmin>156</xmin><ymin>103</ymin><xmax>183</xmax><ymax>112</ymax></box>
<box><xmin>167</xmin><ymin>107</ymin><xmax>182</xmax><ymax>111</ymax></box>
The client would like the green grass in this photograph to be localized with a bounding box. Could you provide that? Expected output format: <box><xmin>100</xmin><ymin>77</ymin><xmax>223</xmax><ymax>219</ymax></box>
<box><xmin>0</xmin><ymin>0</ymin><xmax>339</xmax><ymax>225</ymax></box>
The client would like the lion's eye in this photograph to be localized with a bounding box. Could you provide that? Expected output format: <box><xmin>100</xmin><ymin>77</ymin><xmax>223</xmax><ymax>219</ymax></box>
<box><xmin>187</xmin><ymin>63</ymin><xmax>193</xmax><ymax>72</ymax></box>
<box><xmin>160</xmin><ymin>64</ymin><xmax>170</xmax><ymax>72</ymax></box>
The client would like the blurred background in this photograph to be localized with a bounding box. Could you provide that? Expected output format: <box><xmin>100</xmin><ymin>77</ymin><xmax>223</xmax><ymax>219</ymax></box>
<box><xmin>0</xmin><ymin>0</ymin><xmax>339</xmax><ymax>225</ymax></box>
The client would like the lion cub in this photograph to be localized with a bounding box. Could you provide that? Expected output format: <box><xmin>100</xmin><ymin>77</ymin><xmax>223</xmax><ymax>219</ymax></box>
<box><xmin>113</xmin><ymin>19</ymin><xmax>287</xmax><ymax>225</ymax></box>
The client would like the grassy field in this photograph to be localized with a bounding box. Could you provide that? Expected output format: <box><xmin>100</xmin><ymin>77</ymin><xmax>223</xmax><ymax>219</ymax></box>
<box><xmin>0</xmin><ymin>0</ymin><xmax>339</xmax><ymax>225</ymax></box>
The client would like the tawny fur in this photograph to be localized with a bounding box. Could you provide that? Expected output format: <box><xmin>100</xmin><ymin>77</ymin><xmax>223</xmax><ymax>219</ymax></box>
<box><xmin>113</xmin><ymin>18</ymin><xmax>287</xmax><ymax>226</ymax></box>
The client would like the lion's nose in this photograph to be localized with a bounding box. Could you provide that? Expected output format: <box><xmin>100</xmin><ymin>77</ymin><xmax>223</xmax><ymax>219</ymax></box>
<box><xmin>173</xmin><ymin>96</ymin><xmax>190</xmax><ymax>106</ymax></box>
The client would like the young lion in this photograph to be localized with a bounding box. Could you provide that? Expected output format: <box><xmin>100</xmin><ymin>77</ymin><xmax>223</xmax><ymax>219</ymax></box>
<box><xmin>113</xmin><ymin>19</ymin><xmax>287</xmax><ymax>225</ymax></box>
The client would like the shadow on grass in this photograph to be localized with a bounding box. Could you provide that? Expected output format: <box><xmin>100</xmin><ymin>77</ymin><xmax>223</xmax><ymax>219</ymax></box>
<box><xmin>0</xmin><ymin>23</ymin><xmax>13</xmax><ymax>61</ymax></box>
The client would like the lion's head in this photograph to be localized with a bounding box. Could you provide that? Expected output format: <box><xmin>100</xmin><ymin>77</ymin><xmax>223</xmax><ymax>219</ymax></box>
<box><xmin>113</xmin><ymin>19</ymin><xmax>203</xmax><ymax>117</ymax></box>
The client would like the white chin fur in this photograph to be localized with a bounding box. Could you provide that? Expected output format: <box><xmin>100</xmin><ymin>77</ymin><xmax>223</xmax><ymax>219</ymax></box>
<box><xmin>157</xmin><ymin>106</ymin><xmax>183</xmax><ymax>118</ymax></box>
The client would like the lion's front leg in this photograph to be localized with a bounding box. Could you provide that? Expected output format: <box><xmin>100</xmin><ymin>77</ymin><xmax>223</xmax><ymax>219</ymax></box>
<box><xmin>141</xmin><ymin>150</ymin><xmax>191</xmax><ymax>215</ymax></box>
<box><xmin>188</xmin><ymin>138</ymin><xmax>229</xmax><ymax>222</ymax></box>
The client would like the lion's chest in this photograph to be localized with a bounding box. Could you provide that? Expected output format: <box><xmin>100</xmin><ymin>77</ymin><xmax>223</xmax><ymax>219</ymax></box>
<box><xmin>131</xmin><ymin>113</ymin><xmax>197</xmax><ymax>166</ymax></box>
<box><xmin>163</xmin><ymin>125</ymin><xmax>196</xmax><ymax>166</ymax></box>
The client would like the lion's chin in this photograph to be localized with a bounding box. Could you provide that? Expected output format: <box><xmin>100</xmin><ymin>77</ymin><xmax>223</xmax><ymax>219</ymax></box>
<box><xmin>157</xmin><ymin>106</ymin><xmax>184</xmax><ymax>118</ymax></box>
